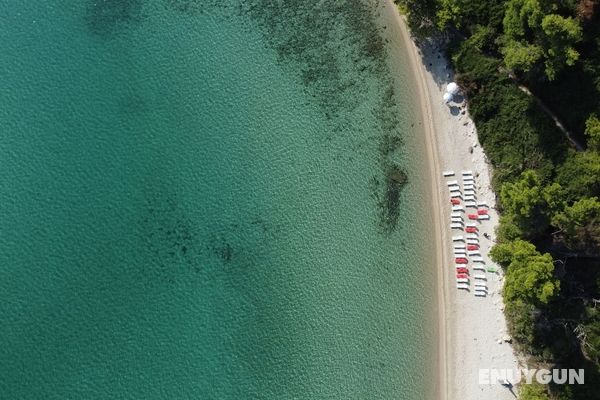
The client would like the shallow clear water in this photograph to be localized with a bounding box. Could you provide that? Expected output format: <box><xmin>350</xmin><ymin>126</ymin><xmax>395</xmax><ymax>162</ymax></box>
<box><xmin>0</xmin><ymin>1</ymin><xmax>436</xmax><ymax>398</ymax></box>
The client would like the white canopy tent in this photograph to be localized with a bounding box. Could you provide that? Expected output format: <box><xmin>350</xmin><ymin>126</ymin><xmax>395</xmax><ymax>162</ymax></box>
<box><xmin>446</xmin><ymin>82</ymin><xmax>459</xmax><ymax>95</ymax></box>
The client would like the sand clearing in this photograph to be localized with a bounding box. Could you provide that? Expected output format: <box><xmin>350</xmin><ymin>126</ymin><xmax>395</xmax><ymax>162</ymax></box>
<box><xmin>381</xmin><ymin>1</ymin><xmax>520</xmax><ymax>399</ymax></box>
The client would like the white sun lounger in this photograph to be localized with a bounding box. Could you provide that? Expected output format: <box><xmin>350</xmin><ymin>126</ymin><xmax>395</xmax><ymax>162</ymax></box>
<box><xmin>466</xmin><ymin>222</ymin><xmax>477</xmax><ymax>227</ymax></box>
<box><xmin>446</xmin><ymin>180</ymin><xmax>458</xmax><ymax>186</ymax></box>
<box><xmin>448</xmin><ymin>185</ymin><xmax>460</xmax><ymax>192</ymax></box>
<box><xmin>467</xmin><ymin>251</ymin><xmax>481</xmax><ymax>256</ymax></box>
<box><xmin>453</xmin><ymin>244</ymin><xmax>466</xmax><ymax>249</ymax></box>
<box><xmin>477</xmin><ymin>201</ymin><xmax>488</xmax><ymax>207</ymax></box>
<box><xmin>466</xmin><ymin>240</ymin><xmax>479</xmax><ymax>246</ymax></box>
<box><xmin>474</xmin><ymin>284</ymin><xmax>487</xmax><ymax>290</ymax></box>
<box><xmin>451</xmin><ymin>212</ymin><xmax>462</xmax><ymax>218</ymax></box>
<box><xmin>452</xmin><ymin>235</ymin><xmax>464</xmax><ymax>242</ymax></box>
<box><xmin>451</xmin><ymin>220</ymin><xmax>464</xmax><ymax>225</ymax></box>
<box><xmin>450</xmin><ymin>191</ymin><xmax>462</xmax><ymax>198</ymax></box>
<box><xmin>473</xmin><ymin>265</ymin><xmax>486</xmax><ymax>271</ymax></box>
<box><xmin>464</xmin><ymin>195</ymin><xmax>476</xmax><ymax>201</ymax></box>
<box><xmin>464</xmin><ymin>190</ymin><xmax>476</xmax><ymax>196</ymax></box>
<box><xmin>474</xmin><ymin>273</ymin><xmax>487</xmax><ymax>280</ymax></box>
<box><xmin>466</xmin><ymin>233</ymin><xmax>479</xmax><ymax>238</ymax></box>
<box><xmin>465</xmin><ymin>201</ymin><xmax>477</xmax><ymax>208</ymax></box>
<box><xmin>462</xmin><ymin>170</ymin><xmax>473</xmax><ymax>176</ymax></box>
<box><xmin>456</xmin><ymin>278</ymin><xmax>469</xmax><ymax>284</ymax></box>
<box><xmin>463</xmin><ymin>184</ymin><xmax>475</xmax><ymax>190</ymax></box>
<box><xmin>478</xmin><ymin>214</ymin><xmax>490</xmax><ymax>220</ymax></box>
<box><xmin>443</xmin><ymin>170</ymin><xmax>455</xmax><ymax>177</ymax></box>
<box><xmin>454</xmin><ymin>251</ymin><xmax>467</xmax><ymax>256</ymax></box>
<box><xmin>452</xmin><ymin>205</ymin><xmax>464</xmax><ymax>211</ymax></box>
<box><xmin>472</xmin><ymin>256</ymin><xmax>485</xmax><ymax>263</ymax></box>
<box><xmin>451</xmin><ymin>223</ymin><xmax>464</xmax><ymax>230</ymax></box>
<box><xmin>474</xmin><ymin>291</ymin><xmax>487</xmax><ymax>297</ymax></box>
<box><xmin>457</xmin><ymin>283</ymin><xmax>470</xmax><ymax>290</ymax></box>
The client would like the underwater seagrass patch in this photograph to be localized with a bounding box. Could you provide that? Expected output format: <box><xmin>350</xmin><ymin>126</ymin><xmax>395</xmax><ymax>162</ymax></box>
<box><xmin>85</xmin><ymin>0</ymin><xmax>143</xmax><ymax>37</ymax></box>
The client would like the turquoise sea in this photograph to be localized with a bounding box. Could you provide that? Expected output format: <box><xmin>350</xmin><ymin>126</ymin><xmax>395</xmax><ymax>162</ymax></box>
<box><xmin>0</xmin><ymin>1</ymin><xmax>436</xmax><ymax>399</ymax></box>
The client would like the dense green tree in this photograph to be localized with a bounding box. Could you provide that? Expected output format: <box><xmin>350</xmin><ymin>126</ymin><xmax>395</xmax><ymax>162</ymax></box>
<box><xmin>505</xmin><ymin>299</ymin><xmax>537</xmax><ymax>351</ymax></box>
<box><xmin>501</xmin><ymin>0</ymin><xmax>583</xmax><ymax>79</ymax></box>
<box><xmin>465</xmin><ymin>25</ymin><xmax>497</xmax><ymax>51</ymax></box>
<box><xmin>503</xmin><ymin>0</ymin><xmax>544</xmax><ymax>38</ymax></box>
<box><xmin>583</xmin><ymin>321</ymin><xmax>600</xmax><ymax>365</ymax></box>
<box><xmin>552</xmin><ymin>197</ymin><xmax>600</xmax><ymax>252</ymax></box>
<box><xmin>506</xmin><ymin>251</ymin><xmax>559</xmax><ymax>304</ymax></box>
<box><xmin>581</xmin><ymin>307</ymin><xmax>600</xmax><ymax>366</ymax></box>
<box><xmin>585</xmin><ymin>114</ymin><xmax>600</xmax><ymax>151</ymax></box>
<box><xmin>499</xmin><ymin>170</ymin><xmax>549</xmax><ymax>237</ymax></box>
<box><xmin>540</xmin><ymin>14</ymin><xmax>582</xmax><ymax>79</ymax></box>
<box><xmin>436</xmin><ymin>0</ymin><xmax>461</xmax><ymax>30</ymax></box>
<box><xmin>491</xmin><ymin>240</ymin><xmax>559</xmax><ymax>304</ymax></box>
<box><xmin>520</xmin><ymin>382</ymin><xmax>551</xmax><ymax>400</ymax></box>
<box><xmin>556</xmin><ymin>151</ymin><xmax>600</xmax><ymax>199</ymax></box>
<box><xmin>501</xmin><ymin>40</ymin><xmax>544</xmax><ymax>72</ymax></box>
<box><xmin>497</xmin><ymin>214</ymin><xmax>525</xmax><ymax>243</ymax></box>
<box><xmin>542</xmin><ymin>182</ymin><xmax>567</xmax><ymax>216</ymax></box>
<box><xmin>490</xmin><ymin>239</ymin><xmax>533</xmax><ymax>267</ymax></box>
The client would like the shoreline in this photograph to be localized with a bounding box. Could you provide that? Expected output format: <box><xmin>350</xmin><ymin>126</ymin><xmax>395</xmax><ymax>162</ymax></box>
<box><xmin>381</xmin><ymin>1</ymin><xmax>520</xmax><ymax>399</ymax></box>
<box><xmin>383</xmin><ymin>3</ymin><xmax>449</xmax><ymax>399</ymax></box>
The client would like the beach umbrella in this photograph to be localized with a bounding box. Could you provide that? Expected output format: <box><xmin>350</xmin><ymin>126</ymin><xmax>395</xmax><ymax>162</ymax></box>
<box><xmin>443</xmin><ymin>92</ymin><xmax>453</xmax><ymax>103</ymax></box>
<box><xmin>446</xmin><ymin>82</ymin><xmax>459</xmax><ymax>95</ymax></box>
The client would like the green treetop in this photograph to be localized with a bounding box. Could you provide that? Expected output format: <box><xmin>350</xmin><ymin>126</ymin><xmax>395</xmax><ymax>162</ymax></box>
<box><xmin>491</xmin><ymin>240</ymin><xmax>560</xmax><ymax>304</ymax></box>
<box><xmin>552</xmin><ymin>197</ymin><xmax>600</xmax><ymax>252</ymax></box>
<box><xmin>499</xmin><ymin>170</ymin><xmax>548</xmax><ymax>237</ymax></box>
<box><xmin>585</xmin><ymin>114</ymin><xmax>600</xmax><ymax>151</ymax></box>
<box><xmin>501</xmin><ymin>0</ymin><xmax>582</xmax><ymax>79</ymax></box>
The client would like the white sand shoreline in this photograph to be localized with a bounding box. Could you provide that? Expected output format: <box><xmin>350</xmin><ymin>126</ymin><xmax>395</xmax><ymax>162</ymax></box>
<box><xmin>381</xmin><ymin>2</ymin><xmax>520</xmax><ymax>399</ymax></box>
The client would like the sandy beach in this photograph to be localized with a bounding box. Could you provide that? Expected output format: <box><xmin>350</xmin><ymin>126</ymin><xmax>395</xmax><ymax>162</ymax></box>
<box><xmin>380</xmin><ymin>1</ymin><xmax>520</xmax><ymax>399</ymax></box>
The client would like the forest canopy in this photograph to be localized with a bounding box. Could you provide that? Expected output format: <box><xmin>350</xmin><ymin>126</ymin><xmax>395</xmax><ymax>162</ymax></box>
<box><xmin>395</xmin><ymin>0</ymin><xmax>600</xmax><ymax>398</ymax></box>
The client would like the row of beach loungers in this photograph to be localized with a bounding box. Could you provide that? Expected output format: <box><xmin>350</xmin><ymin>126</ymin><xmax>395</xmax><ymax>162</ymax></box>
<box><xmin>442</xmin><ymin>170</ymin><xmax>493</xmax><ymax>297</ymax></box>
